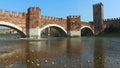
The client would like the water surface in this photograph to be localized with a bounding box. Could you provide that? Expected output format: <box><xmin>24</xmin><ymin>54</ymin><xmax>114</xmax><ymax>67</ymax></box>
<box><xmin>0</xmin><ymin>37</ymin><xmax>120</xmax><ymax>68</ymax></box>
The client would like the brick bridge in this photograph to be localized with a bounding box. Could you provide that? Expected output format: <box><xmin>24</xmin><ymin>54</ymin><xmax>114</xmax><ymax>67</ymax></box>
<box><xmin>0</xmin><ymin>3</ymin><xmax>119</xmax><ymax>39</ymax></box>
<box><xmin>0</xmin><ymin>7</ymin><xmax>94</xmax><ymax>39</ymax></box>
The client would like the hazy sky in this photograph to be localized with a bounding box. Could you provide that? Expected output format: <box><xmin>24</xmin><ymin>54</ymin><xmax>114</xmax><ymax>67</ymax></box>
<box><xmin>0</xmin><ymin>0</ymin><xmax>120</xmax><ymax>22</ymax></box>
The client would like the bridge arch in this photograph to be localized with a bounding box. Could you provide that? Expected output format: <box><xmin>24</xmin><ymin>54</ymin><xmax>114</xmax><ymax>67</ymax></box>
<box><xmin>80</xmin><ymin>26</ymin><xmax>94</xmax><ymax>36</ymax></box>
<box><xmin>40</xmin><ymin>24</ymin><xmax>67</xmax><ymax>37</ymax></box>
<box><xmin>0</xmin><ymin>21</ymin><xmax>26</xmax><ymax>38</ymax></box>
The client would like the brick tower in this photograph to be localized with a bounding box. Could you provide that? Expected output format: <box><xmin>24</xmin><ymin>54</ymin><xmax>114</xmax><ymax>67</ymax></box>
<box><xmin>93</xmin><ymin>3</ymin><xmax>104</xmax><ymax>35</ymax></box>
<box><xmin>26</xmin><ymin>7</ymin><xmax>41</xmax><ymax>38</ymax></box>
<box><xmin>67</xmin><ymin>16</ymin><xmax>81</xmax><ymax>36</ymax></box>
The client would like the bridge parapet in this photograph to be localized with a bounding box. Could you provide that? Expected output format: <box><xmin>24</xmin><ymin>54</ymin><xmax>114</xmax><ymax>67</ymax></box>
<box><xmin>103</xmin><ymin>17</ymin><xmax>120</xmax><ymax>29</ymax></box>
<box><xmin>81</xmin><ymin>23</ymin><xmax>90</xmax><ymax>26</ymax></box>
<box><xmin>41</xmin><ymin>16</ymin><xmax>66</xmax><ymax>22</ymax></box>
<box><xmin>0</xmin><ymin>10</ymin><xmax>2</xmax><ymax>16</ymax></box>
<box><xmin>67</xmin><ymin>16</ymin><xmax>80</xmax><ymax>20</ymax></box>
<box><xmin>28</xmin><ymin>7</ymin><xmax>40</xmax><ymax>15</ymax></box>
<box><xmin>104</xmin><ymin>17</ymin><xmax>120</xmax><ymax>22</ymax></box>
<box><xmin>0</xmin><ymin>9</ymin><xmax>26</xmax><ymax>19</ymax></box>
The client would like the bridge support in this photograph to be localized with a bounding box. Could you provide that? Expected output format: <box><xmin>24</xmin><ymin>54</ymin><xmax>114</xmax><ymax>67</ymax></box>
<box><xmin>67</xmin><ymin>30</ymin><xmax>80</xmax><ymax>37</ymax></box>
<box><xmin>26</xmin><ymin>7</ymin><xmax>41</xmax><ymax>39</ymax></box>
<box><xmin>28</xmin><ymin>27</ymin><xmax>41</xmax><ymax>39</ymax></box>
<box><xmin>46</xmin><ymin>27</ymin><xmax>51</xmax><ymax>37</ymax></box>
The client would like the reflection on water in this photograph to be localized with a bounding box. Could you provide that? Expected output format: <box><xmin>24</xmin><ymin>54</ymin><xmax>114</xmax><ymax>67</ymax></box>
<box><xmin>94</xmin><ymin>38</ymin><xmax>105</xmax><ymax>68</ymax></box>
<box><xmin>0</xmin><ymin>37</ymin><xmax>120</xmax><ymax>68</ymax></box>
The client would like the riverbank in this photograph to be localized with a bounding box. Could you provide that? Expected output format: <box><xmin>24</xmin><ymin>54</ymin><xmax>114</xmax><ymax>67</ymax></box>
<box><xmin>95</xmin><ymin>32</ymin><xmax>120</xmax><ymax>37</ymax></box>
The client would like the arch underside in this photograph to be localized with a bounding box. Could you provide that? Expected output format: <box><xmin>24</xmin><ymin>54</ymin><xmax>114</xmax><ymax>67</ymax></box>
<box><xmin>80</xmin><ymin>26</ymin><xmax>94</xmax><ymax>36</ymax></box>
<box><xmin>0</xmin><ymin>21</ymin><xmax>26</xmax><ymax>38</ymax></box>
<box><xmin>40</xmin><ymin>24</ymin><xmax>67</xmax><ymax>38</ymax></box>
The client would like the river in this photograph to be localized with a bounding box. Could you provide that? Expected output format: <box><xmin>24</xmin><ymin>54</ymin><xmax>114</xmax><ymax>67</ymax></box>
<box><xmin>0</xmin><ymin>37</ymin><xmax>120</xmax><ymax>68</ymax></box>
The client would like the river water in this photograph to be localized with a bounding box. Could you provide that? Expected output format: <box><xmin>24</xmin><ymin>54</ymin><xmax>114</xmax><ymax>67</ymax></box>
<box><xmin>0</xmin><ymin>37</ymin><xmax>120</xmax><ymax>68</ymax></box>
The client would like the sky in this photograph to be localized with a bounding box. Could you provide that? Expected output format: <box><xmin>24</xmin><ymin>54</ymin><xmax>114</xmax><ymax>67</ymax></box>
<box><xmin>0</xmin><ymin>0</ymin><xmax>120</xmax><ymax>22</ymax></box>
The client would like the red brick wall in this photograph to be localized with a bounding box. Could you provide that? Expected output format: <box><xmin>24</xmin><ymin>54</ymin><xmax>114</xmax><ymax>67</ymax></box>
<box><xmin>67</xmin><ymin>16</ymin><xmax>81</xmax><ymax>31</ymax></box>
<box><xmin>41</xmin><ymin>16</ymin><xmax>67</xmax><ymax>29</ymax></box>
<box><xmin>0</xmin><ymin>10</ymin><xmax>26</xmax><ymax>30</ymax></box>
<box><xmin>0</xmin><ymin>7</ymin><xmax>95</xmax><ymax>36</ymax></box>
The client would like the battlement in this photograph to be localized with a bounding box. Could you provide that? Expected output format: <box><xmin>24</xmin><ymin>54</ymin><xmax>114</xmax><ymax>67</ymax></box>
<box><xmin>67</xmin><ymin>15</ymin><xmax>81</xmax><ymax>22</ymax></box>
<box><xmin>28</xmin><ymin>7</ymin><xmax>41</xmax><ymax>15</ymax></box>
<box><xmin>41</xmin><ymin>16</ymin><xmax>66</xmax><ymax>22</ymax></box>
<box><xmin>67</xmin><ymin>16</ymin><xmax>80</xmax><ymax>19</ymax></box>
<box><xmin>0</xmin><ymin>9</ymin><xmax>26</xmax><ymax>18</ymax></box>
<box><xmin>93</xmin><ymin>2</ymin><xmax>103</xmax><ymax>6</ymax></box>
<box><xmin>104</xmin><ymin>17</ymin><xmax>120</xmax><ymax>22</ymax></box>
